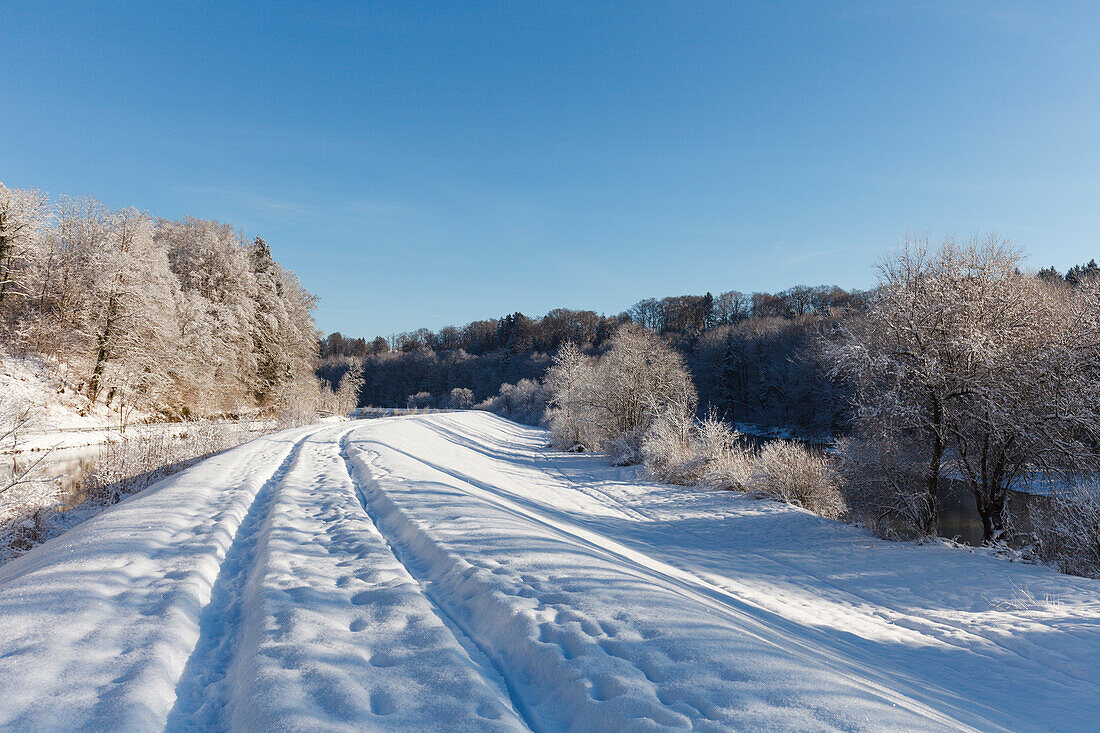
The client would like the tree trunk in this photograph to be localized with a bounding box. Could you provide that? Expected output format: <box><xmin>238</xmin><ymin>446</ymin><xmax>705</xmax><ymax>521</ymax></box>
<box><xmin>0</xmin><ymin>236</ymin><xmax>11</xmax><ymax>305</ymax></box>
<box><xmin>976</xmin><ymin>495</ymin><xmax>996</xmax><ymax>544</ymax></box>
<box><xmin>87</xmin><ymin>331</ymin><xmax>110</xmax><ymax>404</ymax></box>
<box><xmin>0</xmin><ymin>211</ymin><xmax>10</xmax><ymax>304</ymax></box>
<box><xmin>924</xmin><ymin>399</ymin><xmax>946</xmax><ymax>535</ymax></box>
<box><xmin>87</xmin><ymin>294</ymin><xmax>118</xmax><ymax>403</ymax></box>
<box><xmin>976</xmin><ymin>467</ymin><xmax>1010</xmax><ymax>545</ymax></box>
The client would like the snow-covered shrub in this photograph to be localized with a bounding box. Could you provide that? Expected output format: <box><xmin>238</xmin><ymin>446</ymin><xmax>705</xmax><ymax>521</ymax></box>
<box><xmin>406</xmin><ymin>391</ymin><xmax>434</xmax><ymax>410</ymax></box>
<box><xmin>0</xmin><ymin>474</ymin><xmax>64</xmax><ymax>564</ymax></box>
<box><xmin>641</xmin><ymin>409</ymin><xmax>752</xmax><ymax>489</ymax></box>
<box><xmin>476</xmin><ymin>379</ymin><xmax>547</xmax><ymax>426</ymax></box>
<box><xmin>276</xmin><ymin>392</ymin><xmax>320</xmax><ymax>428</ymax></box>
<box><xmin>543</xmin><ymin>327</ymin><xmax>697</xmax><ymax>460</ymax></box>
<box><xmin>750</xmin><ymin>440</ymin><xmax>846</xmax><ymax>519</ymax></box>
<box><xmin>641</xmin><ymin>409</ymin><xmax>701</xmax><ymax>484</ymax></box>
<box><xmin>1</xmin><ymin>419</ymin><xmax>271</xmax><ymax>565</ymax></box>
<box><xmin>608</xmin><ymin>429</ymin><xmax>646</xmax><ymax>466</ymax></box>
<box><xmin>448</xmin><ymin>387</ymin><xmax>475</xmax><ymax>410</ymax></box>
<box><xmin>505</xmin><ymin>379</ymin><xmax>547</xmax><ymax>425</ymax></box>
<box><xmin>694</xmin><ymin>416</ymin><xmax>753</xmax><ymax>491</ymax></box>
<box><xmin>1033</xmin><ymin>483</ymin><xmax>1100</xmax><ymax>579</ymax></box>
<box><xmin>79</xmin><ymin>421</ymin><xmax>255</xmax><ymax>506</ymax></box>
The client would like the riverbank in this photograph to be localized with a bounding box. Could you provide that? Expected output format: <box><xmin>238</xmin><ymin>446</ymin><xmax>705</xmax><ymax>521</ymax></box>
<box><xmin>6</xmin><ymin>419</ymin><xmax>278</xmax><ymax>455</ymax></box>
<box><xmin>0</xmin><ymin>418</ymin><xmax>297</xmax><ymax>564</ymax></box>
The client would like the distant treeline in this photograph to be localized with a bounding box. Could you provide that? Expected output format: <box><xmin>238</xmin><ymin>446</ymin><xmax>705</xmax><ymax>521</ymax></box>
<box><xmin>319</xmin><ymin>286</ymin><xmax>871</xmax><ymax>434</ymax></box>
<box><xmin>321</xmin><ymin>260</ymin><xmax>1100</xmax><ymax>436</ymax></box>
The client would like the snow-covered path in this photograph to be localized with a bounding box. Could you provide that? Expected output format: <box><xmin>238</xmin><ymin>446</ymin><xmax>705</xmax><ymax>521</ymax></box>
<box><xmin>1</xmin><ymin>413</ymin><xmax>1098</xmax><ymax>731</ymax></box>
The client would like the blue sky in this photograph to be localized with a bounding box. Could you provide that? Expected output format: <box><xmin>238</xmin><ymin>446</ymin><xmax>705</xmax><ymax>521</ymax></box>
<box><xmin>2</xmin><ymin>2</ymin><xmax>1098</xmax><ymax>337</ymax></box>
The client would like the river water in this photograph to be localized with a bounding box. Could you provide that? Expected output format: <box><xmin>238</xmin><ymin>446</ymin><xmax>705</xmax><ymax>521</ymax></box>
<box><xmin>1</xmin><ymin>447</ymin><xmax>105</xmax><ymax>508</ymax></box>
<box><xmin>741</xmin><ymin>434</ymin><xmax>1048</xmax><ymax>546</ymax></box>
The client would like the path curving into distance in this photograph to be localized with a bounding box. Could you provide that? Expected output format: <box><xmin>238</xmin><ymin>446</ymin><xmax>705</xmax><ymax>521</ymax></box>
<box><xmin>2</xmin><ymin>412</ymin><xmax>1099</xmax><ymax>731</ymax></box>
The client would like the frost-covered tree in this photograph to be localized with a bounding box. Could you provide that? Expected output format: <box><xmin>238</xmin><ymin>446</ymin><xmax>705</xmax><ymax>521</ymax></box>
<box><xmin>827</xmin><ymin>234</ymin><xmax>1100</xmax><ymax>541</ymax></box>
<box><xmin>448</xmin><ymin>387</ymin><xmax>474</xmax><ymax>409</ymax></box>
<box><xmin>335</xmin><ymin>358</ymin><xmax>364</xmax><ymax>415</ymax></box>
<box><xmin>0</xmin><ymin>184</ymin><xmax>321</xmax><ymax>421</ymax></box>
<box><xmin>248</xmin><ymin>236</ymin><xmax>319</xmax><ymax>407</ymax></box>
<box><xmin>544</xmin><ymin>342</ymin><xmax>597</xmax><ymax>449</ymax></box>
<box><xmin>542</xmin><ymin>325</ymin><xmax>696</xmax><ymax>461</ymax></box>
<box><xmin>82</xmin><ymin>207</ymin><xmax>180</xmax><ymax>409</ymax></box>
<box><xmin>7</xmin><ymin>195</ymin><xmax>98</xmax><ymax>359</ymax></box>
<box><xmin>594</xmin><ymin>325</ymin><xmax>696</xmax><ymax>441</ymax></box>
<box><xmin>158</xmin><ymin>218</ymin><xmax>260</xmax><ymax>408</ymax></box>
<box><xmin>0</xmin><ymin>184</ymin><xmax>50</xmax><ymax>309</ymax></box>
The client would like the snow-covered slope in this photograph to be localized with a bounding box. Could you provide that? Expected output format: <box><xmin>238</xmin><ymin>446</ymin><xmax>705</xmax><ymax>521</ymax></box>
<box><xmin>1</xmin><ymin>353</ymin><xmax>146</xmax><ymax>446</ymax></box>
<box><xmin>0</xmin><ymin>413</ymin><xmax>1097</xmax><ymax>731</ymax></box>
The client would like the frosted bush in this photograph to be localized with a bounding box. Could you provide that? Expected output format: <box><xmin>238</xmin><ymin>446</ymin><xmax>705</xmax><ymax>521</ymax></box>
<box><xmin>695</xmin><ymin>417</ymin><xmax>753</xmax><ymax>492</ymax></box>
<box><xmin>543</xmin><ymin>328</ymin><xmax>697</xmax><ymax>458</ymax></box>
<box><xmin>608</xmin><ymin>430</ymin><xmax>646</xmax><ymax>466</ymax></box>
<box><xmin>0</xmin><ymin>477</ymin><xmax>64</xmax><ymax>563</ymax></box>
<box><xmin>2</xmin><ymin>419</ymin><xmax>266</xmax><ymax>564</ymax></box>
<box><xmin>641</xmin><ymin>410</ymin><xmax>702</xmax><ymax>484</ymax></box>
<box><xmin>641</xmin><ymin>410</ymin><xmax>752</xmax><ymax>490</ymax></box>
<box><xmin>1033</xmin><ymin>483</ymin><xmax>1100</xmax><ymax>578</ymax></box>
<box><xmin>750</xmin><ymin>440</ymin><xmax>846</xmax><ymax>519</ymax></box>
<box><xmin>78</xmin><ymin>422</ymin><xmax>253</xmax><ymax>506</ymax></box>
<box><xmin>477</xmin><ymin>380</ymin><xmax>547</xmax><ymax>426</ymax></box>
<box><xmin>834</xmin><ymin>435</ymin><xmax>932</xmax><ymax>539</ymax></box>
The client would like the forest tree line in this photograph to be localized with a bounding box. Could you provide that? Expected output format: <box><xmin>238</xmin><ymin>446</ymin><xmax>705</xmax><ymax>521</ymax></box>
<box><xmin>0</xmin><ymin>183</ymin><xmax>321</xmax><ymax>420</ymax></box>
<box><xmin>320</xmin><ymin>285</ymin><xmax>870</xmax><ymax>433</ymax></box>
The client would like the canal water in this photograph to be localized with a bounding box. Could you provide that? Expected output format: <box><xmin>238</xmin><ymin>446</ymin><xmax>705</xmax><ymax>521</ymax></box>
<box><xmin>937</xmin><ymin>480</ymin><xmax>1047</xmax><ymax>546</ymax></box>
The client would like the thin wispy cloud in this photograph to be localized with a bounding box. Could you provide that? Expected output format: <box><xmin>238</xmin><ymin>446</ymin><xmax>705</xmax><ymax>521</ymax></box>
<box><xmin>177</xmin><ymin>186</ymin><xmax>414</xmax><ymax>225</ymax></box>
<box><xmin>178</xmin><ymin>185</ymin><xmax>317</xmax><ymax>223</ymax></box>
<box><xmin>344</xmin><ymin>199</ymin><xmax>415</xmax><ymax>217</ymax></box>
<box><xmin>783</xmin><ymin>246</ymin><xmax>877</xmax><ymax>266</ymax></box>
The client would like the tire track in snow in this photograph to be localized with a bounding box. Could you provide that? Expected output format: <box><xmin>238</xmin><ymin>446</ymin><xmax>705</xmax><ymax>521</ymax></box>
<box><xmin>529</xmin><ymin>442</ymin><xmax>1100</xmax><ymax>694</ymax></box>
<box><xmin>222</xmin><ymin>424</ymin><xmax>528</xmax><ymax>731</ymax></box>
<box><xmin>338</xmin><ymin>434</ymin><xmax>541</xmax><ymax>733</ymax></box>
<box><xmin>420</xmin><ymin>418</ymin><xmax>1098</xmax><ymax>712</ymax></box>
<box><xmin>164</xmin><ymin>433</ymin><xmax>309</xmax><ymax>730</ymax></box>
<box><xmin>351</xmin><ymin>431</ymin><xmax>982</xmax><ymax>731</ymax></box>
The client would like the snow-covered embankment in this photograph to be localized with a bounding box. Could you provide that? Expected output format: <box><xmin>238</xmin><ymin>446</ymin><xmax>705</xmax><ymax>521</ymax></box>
<box><xmin>1</xmin><ymin>412</ymin><xmax>1098</xmax><ymax>731</ymax></box>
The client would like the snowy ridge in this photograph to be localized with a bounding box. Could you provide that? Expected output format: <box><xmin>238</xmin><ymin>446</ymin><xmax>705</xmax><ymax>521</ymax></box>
<box><xmin>0</xmin><ymin>412</ymin><xmax>1099</xmax><ymax>731</ymax></box>
<box><xmin>340</xmin><ymin>432</ymin><xmax>536</xmax><ymax>730</ymax></box>
<box><xmin>223</xmin><ymin>424</ymin><xmax>524</xmax><ymax>731</ymax></box>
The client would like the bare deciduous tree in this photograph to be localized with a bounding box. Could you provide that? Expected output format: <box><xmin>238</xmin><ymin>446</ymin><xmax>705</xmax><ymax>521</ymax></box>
<box><xmin>0</xmin><ymin>184</ymin><xmax>50</xmax><ymax>309</ymax></box>
<box><xmin>543</xmin><ymin>325</ymin><xmax>696</xmax><ymax>461</ymax></box>
<box><xmin>0</xmin><ymin>185</ymin><xmax>322</xmax><ymax>420</ymax></box>
<box><xmin>448</xmin><ymin>387</ymin><xmax>475</xmax><ymax>410</ymax></box>
<box><xmin>827</xmin><ymin>234</ymin><xmax>1100</xmax><ymax>542</ymax></box>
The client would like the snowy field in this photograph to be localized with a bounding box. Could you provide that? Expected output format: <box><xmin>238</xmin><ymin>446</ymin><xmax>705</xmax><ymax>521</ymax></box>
<box><xmin>0</xmin><ymin>412</ymin><xmax>1098</xmax><ymax>731</ymax></box>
